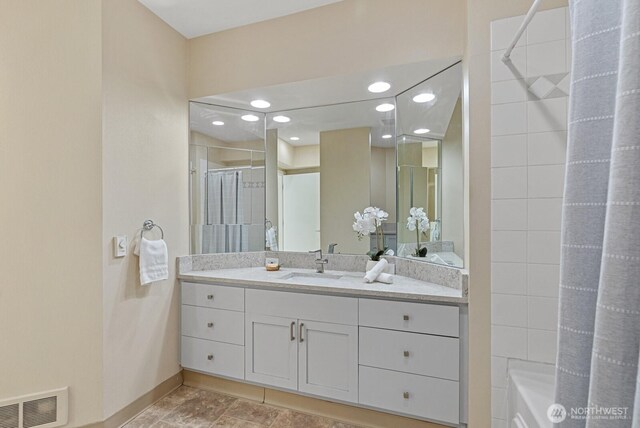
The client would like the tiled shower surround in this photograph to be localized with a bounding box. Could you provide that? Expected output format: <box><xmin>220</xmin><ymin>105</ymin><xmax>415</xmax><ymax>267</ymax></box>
<box><xmin>490</xmin><ymin>7</ymin><xmax>570</xmax><ymax>427</ymax></box>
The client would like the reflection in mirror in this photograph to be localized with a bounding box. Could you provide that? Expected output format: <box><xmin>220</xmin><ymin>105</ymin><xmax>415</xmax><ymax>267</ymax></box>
<box><xmin>396</xmin><ymin>62</ymin><xmax>463</xmax><ymax>267</ymax></box>
<box><xmin>188</xmin><ymin>58</ymin><xmax>465</xmax><ymax>268</ymax></box>
<box><xmin>266</xmin><ymin>99</ymin><xmax>397</xmax><ymax>255</ymax></box>
<box><xmin>189</xmin><ymin>102</ymin><xmax>266</xmax><ymax>254</ymax></box>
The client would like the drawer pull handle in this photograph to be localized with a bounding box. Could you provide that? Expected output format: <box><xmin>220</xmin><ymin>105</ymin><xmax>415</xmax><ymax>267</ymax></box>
<box><xmin>207</xmin><ymin>354</ymin><xmax>214</xmax><ymax>361</ymax></box>
<box><xmin>403</xmin><ymin>315</ymin><xmax>410</xmax><ymax>321</ymax></box>
<box><xmin>403</xmin><ymin>350</ymin><xmax>410</xmax><ymax>357</ymax></box>
<box><xmin>290</xmin><ymin>322</ymin><xmax>296</xmax><ymax>341</ymax></box>
<box><xmin>299</xmin><ymin>323</ymin><xmax>305</xmax><ymax>343</ymax></box>
<box><xmin>403</xmin><ymin>392</ymin><xmax>410</xmax><ymax>399</ymax></box>
<box><xmin>207</xmin><ymin>322</ymin><xmax>214</xmax><ymax>328</ymax></box>
<box><xmin>207</xmin><ymin>294</ymin><xmax>214</xmax><ymax>300</ymax></box>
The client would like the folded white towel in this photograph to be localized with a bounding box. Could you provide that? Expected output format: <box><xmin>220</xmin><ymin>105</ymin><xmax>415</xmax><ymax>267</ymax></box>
<box><xmin>376</xmin><ymin>273</ymin><xmax>394</xmax><ymax>284</ymax></box>
<box><xmin>364</xmin><ymin>259</ymin><xmax>388</xmax><ymax>283</ymax></box>
<box><xmin>134</xmin><ymin>236</ymin><xmax>169</xmax><ymax>285</ymax></box>
<box><xmin>266</xmin><ymin>227</ymin><xmax>278</xmax><ymax>251</ymax></box>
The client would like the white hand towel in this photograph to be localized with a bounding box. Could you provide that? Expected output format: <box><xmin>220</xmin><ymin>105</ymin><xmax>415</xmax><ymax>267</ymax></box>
<box><xmin>364</xmin><ymin>259</ymin><xmax>388</xmax><ymax>283</ymax></box>
<box><xmin>376</xmin><ymin>273</ymin><xmax>394</xmax><ymax>284</ymax></box>
<box><xmin>134</xmin><ymin>237</ymin><xmax>169</xmax><ymax>285</ymax></box>
<box><xmin>267</xmin><ymin>227</ymin><xmax>278</xmax><ymax>251</ymax></box>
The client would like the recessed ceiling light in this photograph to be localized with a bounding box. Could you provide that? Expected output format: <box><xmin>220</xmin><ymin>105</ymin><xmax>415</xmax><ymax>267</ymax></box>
<box><xmin>414</xmin><ymin>128</ymin><xmax>430</xmax><ymax>134</ymax></box>
<box><xmin>273</xmin><ymin>115</ymin><xmax>290</xmax><ymax>123</ymax></box>
<box><xmin>290</xmin><ymin>137</ymin><xmax>300</xmax><ymax>141</ymax></box>
<box><xmin>212</xmin><ymin>121</ymin><xmax>224</xmax><ymax>126</ymax></box>
<box><xmin>382</xmin><ymin>134</ymin><xmax>392</xmax><ymax>139</ymax></box>
<box><xmin>368</xmin><ymin>81</ymin><xmax>391</xmax><ymax>93</ymax></box>
<box><xmin>376</xmin><ymin>103</ymin><xmax>395</xmax><ymax>112</ymax></box>
<box><xmin>413</xmin><ymin>93</ymin><xmax>436</xmax><ymax>103</ymax></box>
<box><xmin>241</xmin><ymin>114</ymin><xmax>260</xmax><ymax>122</ymax></box>
<box><xmin>250</xmin><ymin>99</ymin><xmax>271</xmax><ymax>109</ymax></box>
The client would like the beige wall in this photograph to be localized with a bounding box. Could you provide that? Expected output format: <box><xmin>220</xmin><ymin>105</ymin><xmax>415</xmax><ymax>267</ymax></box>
<box><xmin>464</xmin><ymin>0</ymin><xmax>568</xmax><ymax>426</ymax></box>
<box><xmin>191</xmin><ymin>131</ymin><xmax>265</xmax><ymax>152</ymax></box>
<box><xmin>320</xmin><ymin>128</ymin><xmax>371</xmax><ymax>254</ymax></box>
<box><xmin>266</xmin><ymin>129</ymin><xmax>279</xmax><ymax>230</ymax></box>
<box><xmin>422</xmin><ymin>147</ymin><xmax>439</xmax><ymax>168</ymax></box>
<box><xmin>101</xmin><ymin>0</ymin><xmax>188</xmax><ymax>419</ymax></box>
<box><xmin>0</xmin><ymin>1</ymin><xmax>104</xmax><ymax>426</ymax></box>
<box><xmin>278</xmin><ymin>139</ymin><xmax>320</xmax><ymax>171</ymax></box>
<box><xmin>442</xmin><ymin>98</ymin><xmax>464</xmax><ymax>258</ymax></box>
<box><xmin>397</xmin><ymin>142</ymin><xmax>430</xmax><ymax>247</ymax></box>
<box><xmin>370</xmin><ymin>147</ymin><xmax>396</xmax><ymax>223</ymax></box>
<box><xmin>189</xmin><ymin>0</ymin><xmax>465</xmax><ymax>98</ymax></box>
<box><xmin>291</xmin><ymin>145</ymin><xmax>320</xmax><ymax>170</ymax></box>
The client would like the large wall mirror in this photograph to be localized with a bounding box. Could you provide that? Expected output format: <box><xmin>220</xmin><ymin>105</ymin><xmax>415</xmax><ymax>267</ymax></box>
<box><xmin>189</xmin><ymin>59</ymin><xmax>464</xmax><ymax>268</ymax></box>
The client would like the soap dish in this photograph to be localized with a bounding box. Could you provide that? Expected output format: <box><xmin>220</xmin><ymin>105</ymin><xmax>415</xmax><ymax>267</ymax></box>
<box><xmin>266</xmin><ymin>263</ymin><xmax>280</xmax><ymax>272</ymax></box>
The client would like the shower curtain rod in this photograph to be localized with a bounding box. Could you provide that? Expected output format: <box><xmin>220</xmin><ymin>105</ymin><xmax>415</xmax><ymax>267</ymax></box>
<box><xmin>206</xmin><ymin>165</ymin><xmax>265</xmax><ymax>172</ymax></box>
<box><xmin>502</xmin><ymin>0</ymin><xmax>544</xmax><ymax>62</ymax></box>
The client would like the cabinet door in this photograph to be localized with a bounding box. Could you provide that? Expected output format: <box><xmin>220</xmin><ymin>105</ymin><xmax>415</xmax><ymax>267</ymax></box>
<box><xmin>245</xmin><ymin>313</ymin><xmax>298</xmax><ymax>390</ymax></box>
<box><xmin>298</xmin><ymin>320</ymin><xmax>358</xmax><ymax>403</ymax></box>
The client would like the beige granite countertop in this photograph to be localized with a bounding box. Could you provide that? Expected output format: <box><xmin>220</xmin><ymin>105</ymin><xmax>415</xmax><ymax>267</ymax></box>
<box><xmin>178</xmin><ymin>266</ymin><xmax>466</xmax><ymax>304</ymax></box>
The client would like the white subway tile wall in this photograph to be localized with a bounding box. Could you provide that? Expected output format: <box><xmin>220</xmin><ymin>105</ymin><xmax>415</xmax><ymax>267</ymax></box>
<box><xmin>492</xmin><ymin>134</ymin><xmax>527</xmax><ymax>167</ymax></box>
<box><xmin>490</xmin><ymin>7</ymin><xmax>568</xmax><ymax>426</ymax></box>
<box><xmin>492</xmin><ymin>262</ymin><xmax>527</xmax><ymax>295</ymax></box>
<box><xmin>492</xmin><ymin>167</ymin><xmax>528</xmax><ymax>199</ymax></box>
<box><xmin>492</xmin><ymin>199</ymin><xmax>528</xmax><ymax>231</ymax></box>
<box><xmin>491</xmin><ymin>356</ymin><xmax>509</xmax><ymax>388</ymax></box>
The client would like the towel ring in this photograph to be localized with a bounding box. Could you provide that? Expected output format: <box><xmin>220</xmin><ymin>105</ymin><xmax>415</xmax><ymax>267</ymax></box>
<box><xmin>142</xmin><ymin>219</ymin><xmax>164</xmax><ymax>239</ymax></box>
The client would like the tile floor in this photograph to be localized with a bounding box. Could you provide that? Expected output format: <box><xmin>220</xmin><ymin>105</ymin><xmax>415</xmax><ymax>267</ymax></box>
<box><xmin>124</xmin><ymin>386</ymin><xmax>362</xmax><ymax>428</ymax></box>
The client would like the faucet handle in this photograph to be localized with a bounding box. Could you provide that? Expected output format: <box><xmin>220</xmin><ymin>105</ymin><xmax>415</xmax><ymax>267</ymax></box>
<box><xmin>328</xmin><ymin>243</ymin><xmax>338</xmax><ymax>254</ymax></box>
<box><xmin>309</xmin><ymin>249</ymin><xmax>323</xmax><ymax>259</ymax></box>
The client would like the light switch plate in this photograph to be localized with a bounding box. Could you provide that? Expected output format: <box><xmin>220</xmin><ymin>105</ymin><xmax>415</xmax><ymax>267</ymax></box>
<box><xmin>114</xmin><ymin>235</ymin><xmax>127</xmax><ymax>258</ymax></box>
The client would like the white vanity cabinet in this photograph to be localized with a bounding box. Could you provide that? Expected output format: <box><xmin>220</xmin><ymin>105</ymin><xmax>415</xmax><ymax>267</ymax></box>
<box><xmin>244</xmin><ymin>313</ymin><xmax>298</xmax><ymax>390</ymax></box>
<box><xmin>358</xmin><ymin>299</ymin><xmax>461</xmax><ymax>424</ymax></box>
<box><xmin>245</xmin><ymin>289</ymin><xmax>359</xmax><ymax>403</ymax></box>
<box><xmin>181</xmin><ymin>282</ymin><xmax>246</xmax><ymax>380</ymax></box>
<box><xmin>181</xmin><ymin>281</ymin><xmax>464</xmax><ymax>426</ymax></box>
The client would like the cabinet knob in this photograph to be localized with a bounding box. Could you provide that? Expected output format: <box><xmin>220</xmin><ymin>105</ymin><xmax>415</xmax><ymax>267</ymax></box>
<box><xmin>207</xmin><ymin>354</ymin><xmax>214</xmax><ymax>361</ymax></box>
<box><xmin>403</xmin><ymin>350</ymin><xmax>410</xmax><ymax>357</ymax></box>
<box><xmin>403</xmin><ymin>392</ymin><xmax>410</xmax><ymax>399</ymax></box>
<box><xmin>403</xmin><ymin>314</ymin><xmax>410</xmax><ymax>321</ymax></box>
<box><xmin>207</xmin><ymin>294</ymin><xmax>214</xmax><ymax>300</ymax></box>
<box><xmin>207</xmin><ymin>322</ymin><xmax>214</xmax><ymax>328</ymax></box>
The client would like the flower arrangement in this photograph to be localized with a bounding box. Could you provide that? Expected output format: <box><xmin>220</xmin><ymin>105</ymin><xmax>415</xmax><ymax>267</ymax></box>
<box><xmin>353</xmin><ymin>206</ymin><xmax>391</xmax><ymax>260</ymax></box>
<box><xmin>407</xmin><ymin>207</ymin><xmax>430</xmax><ymax>257</ymax></box>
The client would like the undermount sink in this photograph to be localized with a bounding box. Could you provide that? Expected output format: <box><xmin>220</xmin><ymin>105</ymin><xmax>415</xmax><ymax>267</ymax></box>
<box><xmin>281</xmin><ymin>272</ymin><xmax>344</xmax><ymax>284</ymax></box>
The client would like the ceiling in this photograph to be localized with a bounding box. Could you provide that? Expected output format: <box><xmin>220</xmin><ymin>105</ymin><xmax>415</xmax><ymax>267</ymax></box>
<box><xmin>194</xmin><ymin>58</ymin><xmax>458</xmax><ymax>112</ymax></box>
<box><xmin>138</xmin><ymin>0</ymin><xmax>343</xmax><ymax>38</ymax></box>
<box><xmin>190</xmin><ymin>59</ymin><xmax>461</xmax><ymax>148</ymax></box>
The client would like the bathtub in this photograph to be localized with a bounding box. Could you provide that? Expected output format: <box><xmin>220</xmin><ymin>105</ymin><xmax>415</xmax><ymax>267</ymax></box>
<box><xmin>507</xmin><ymin>361</ymin><xmax>556</xmax><ymax>428</ymax></box>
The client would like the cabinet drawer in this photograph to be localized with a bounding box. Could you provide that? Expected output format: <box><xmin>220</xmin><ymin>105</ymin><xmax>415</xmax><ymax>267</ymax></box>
<box><xmin>182</xmin><ymin>282</ymin><xmax>244</xmax><ymax>311</ymax></box>
<box><xmin>246</xmin><ymin>289</ymin><xmax>357</xmax><ymax>325</ymax></box>
<box><xmin>359</xmin><ymin>327</ymin><xmax>459</xmax><ymax>380</ymax></box>
<box><xmin>182</xmin><ymin>305</ymin><xmax>244</xmax><ymax>345</ymax></box>
<box><xmin>359</xmin><ymin>366</ymin><xmax>459</xmax><ymax>424</ymax></box>
<box><xmin>181</xmin><ymin>336</ymin><xmax>244</xmax><ymax>380</ymax></box>
<box><xmin>359</xmin><ymin>299</ymin><xmax>459</xmax><ymax>337</ymax></box>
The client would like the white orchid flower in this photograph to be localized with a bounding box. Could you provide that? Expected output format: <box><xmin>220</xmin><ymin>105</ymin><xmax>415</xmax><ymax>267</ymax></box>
<box><xmin>406</xmin><ymin>206</ymin><xmax>430</xmax><ymax>233</ymax></box>
<box><xmin>353</xmin><ymin>207</ymin><xmax>389</xmax><ymax>251</ymax></box>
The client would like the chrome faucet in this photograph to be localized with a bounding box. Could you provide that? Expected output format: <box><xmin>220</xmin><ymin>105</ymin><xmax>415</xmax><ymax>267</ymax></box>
<box><xmin>309</xmin><ymin>249</ymin><xmax>329</xmax><ymax>273</ymax></box>
<box><xmin>328</xmin><ymin>243</ymin><xmax>338</xmax><ymax>254</ymax></box>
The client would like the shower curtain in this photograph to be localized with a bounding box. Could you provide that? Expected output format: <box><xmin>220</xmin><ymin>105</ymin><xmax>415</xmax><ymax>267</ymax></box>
<box><xmin>554</xmin><ymin>0</ymin><xmax>639</xmax><ymax>426</ymax></box>
<box><xmin>202</xmin><ymin>170</ymin><xmax>247</xmax><ymax>253</ymax></box>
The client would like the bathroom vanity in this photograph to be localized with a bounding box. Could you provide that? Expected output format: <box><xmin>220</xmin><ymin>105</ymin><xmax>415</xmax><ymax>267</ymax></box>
<box><xmin>178</xmin><ymin>253</ymin><xmax>468</xmax><ymax>427</ymax></box>
<box><xmin>182</xmin><ymin>40</ymin><xmax>469</xmax><ymax>428</ymax></box>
